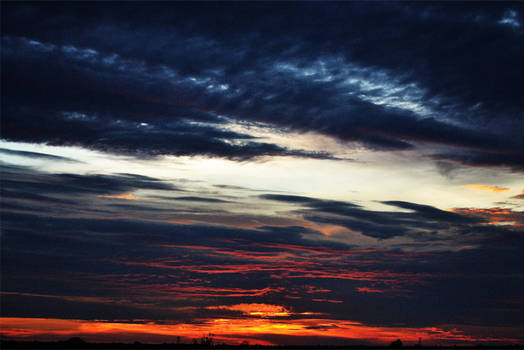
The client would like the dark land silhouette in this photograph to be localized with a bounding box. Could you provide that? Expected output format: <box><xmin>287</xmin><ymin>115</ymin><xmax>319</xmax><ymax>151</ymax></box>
<box><xmin>1</xmin><ymin>338</ymin><xmax>522</xmax><ymax>350</ymax></box>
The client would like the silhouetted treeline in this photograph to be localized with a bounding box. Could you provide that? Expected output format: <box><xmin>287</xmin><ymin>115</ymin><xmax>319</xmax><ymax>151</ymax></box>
<box><xmin>1</xmin><ymin>339</ymin><xmax>522</xmax><ymax>350</ymax></box>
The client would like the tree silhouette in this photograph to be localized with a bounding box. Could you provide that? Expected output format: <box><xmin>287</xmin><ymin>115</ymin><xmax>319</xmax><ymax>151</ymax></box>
<box><xmin>390</xmin><ymin>339</ymin><xmax>403</xmax><ymax>348</ymax></box>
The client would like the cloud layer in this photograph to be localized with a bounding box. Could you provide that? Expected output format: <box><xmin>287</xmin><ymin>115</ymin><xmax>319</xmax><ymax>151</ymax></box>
<box><xmin>2</xmin><ymin>2</ymin><xmax>524</xmax><ymax>167</ymax></box>
<box><xmin>1</xmin><ymin>165</ymin><xmax>523</xmax><ymax>344</ymax></box>
<box><xmin>1</xmin><ymin>2</ymin><xmax>524</xmax><ymax>345</ymax></box>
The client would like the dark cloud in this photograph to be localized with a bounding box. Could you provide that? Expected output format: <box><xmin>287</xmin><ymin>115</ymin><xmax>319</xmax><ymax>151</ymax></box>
<box><xmin>0</xmin><ymin>34</ymin><xmax>334</xmax><ymax>160</ymax></box>
<box><xmin>1</xmin><ymin>166</ymin><xmax>523</xmax><ymax>334</ymax></box>
<box><xmin>1</xmin><ymin>188</ymin><xmax>76</xmax><ymax>206</ymax></box>
<box><xmin>2</xmin><ymin>3</ymin><xmax>524</xmax><ymax>344</ymax></box>
<box><xmin>168</xmin><ymin>196</ymin><xmax>231</xmax><ymax>203</ymax></box>
<box><xmin>434</xmin><ymin>161</ymin><xmax>461</xmax><ymax>179</ymax></box>
<box><xmin>1</xmin><ymin>2</ymin><xmax>523</xmax><ymax>167</ymax></box>
<box><xmin>511</xmin><ymin>191</ymin><xmax>524</xmax><ymax>200</ymax></box>
<box><xmin>2</xmin><ymin>204</ymin><xmax>523</xmax><ymax>329</ymax></box>
<box><xmin>431</xmin><ymin>150</ymin><xmax>524</xmax><ymax>172</ymax></box>
<box><xmin>259</xmin><ymin>194</ymin><xmax>318</xmax><ymax>203</ymax></box>
<box><xmin>260</xmin><ymin>193</ymin><xmax>480</xmax><ymax>239</ymax></box>
<box><xmin>0</xmin><ymin>148</ymin><xmax>79</xmax><ymax>162</ymax></box>
<box><xmin>0</xmin><ymin>165</ymin><xmax>175</xmax><ymax>197</ymax></box>
<box><xmin>382</xmin><ymin>201</ymin><xmax>476</xmax><ymax>224</ymax></box>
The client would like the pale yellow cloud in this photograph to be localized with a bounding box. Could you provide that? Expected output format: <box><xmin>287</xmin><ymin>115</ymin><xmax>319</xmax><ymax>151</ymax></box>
<box><xmin>461</xmin><ymin>184</ymin><xmax>510</xmax><ymax>193</ymax></box>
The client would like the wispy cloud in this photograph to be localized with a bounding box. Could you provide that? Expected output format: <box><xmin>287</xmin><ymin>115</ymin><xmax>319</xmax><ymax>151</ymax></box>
<box><xmin>98</xmin><ymin>193</ymin><xmax>144</xmax><ymax>200</ymax></box>
<box><xmin>462</xmin><ymin>184</ymin><xmax>510</xmax><ymax>193</ymax></box>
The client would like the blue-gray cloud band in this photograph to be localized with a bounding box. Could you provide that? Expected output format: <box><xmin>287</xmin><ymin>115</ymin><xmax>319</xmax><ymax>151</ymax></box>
<box><xmin>2</xmin><ymin>3</ymin><xmax>523</xmax><ymax>167</ymax></box>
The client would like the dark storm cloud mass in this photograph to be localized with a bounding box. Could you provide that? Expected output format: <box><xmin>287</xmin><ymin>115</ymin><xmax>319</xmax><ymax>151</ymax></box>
<box><xmin>1</xmin><ymin>166</ymin><xmax>523</xmax><ymax>336</ymax></box>
<box><xmin>2</xmin><ymin>2</ymin><xmax>524</xmax><ymax>166</ymax></box>
<box><xmin>0</xmin><ymin>34</ymin><xmax>333</xmax><ymax>160</ymax></box>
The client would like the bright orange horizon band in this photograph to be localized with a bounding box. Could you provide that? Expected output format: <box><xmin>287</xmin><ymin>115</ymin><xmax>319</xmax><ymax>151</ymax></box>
<box><xmin>0</xmin><ymin>317</ymin><xmax>520</xmax><ymax>345</ymax></box>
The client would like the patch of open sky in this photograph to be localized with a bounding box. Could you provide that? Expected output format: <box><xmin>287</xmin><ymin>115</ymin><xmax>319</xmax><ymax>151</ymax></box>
<box><xmin>2</xmin><ymin>138</ymin><xmax>520</xmax><ymax>213</ymax></box>
<box><xmin>0</xmin><ymin>140</ymin><xmax>175</xmax><ymax>179</ymax></box>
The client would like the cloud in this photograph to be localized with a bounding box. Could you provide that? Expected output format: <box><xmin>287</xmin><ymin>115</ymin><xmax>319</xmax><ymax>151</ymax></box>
<box><xmin>0</xmin><ymin>36</ymin><xmax>335</xmax><ymax>161</ymax></box>
<box><xmin>4</xmin><ymin>166</ymin><xmax>520</xmax><ymax>335</ymax></box>
<box><xmin>499</xmin><ymin>9</ymin><xmax>521</xmax><ymax>28</ymax></box>
<box><xmin>430</xmin><ymin>151</ymin><xmax>524</xmax><ymax>171</ymax></box>
<box><xmin>451</xmin><ymin>208</ymin><xmax>524</xmax><ymax>226</ymax></box>
<box><xmin>0</xmin><ymin>148</ymin><xmax>79</xmax><ymax>162</ymax></box>
<box><xmin>511</xmin><ymin>190</ymin><xmax>524</xmax><ymax>199</ymax></box>
<box><xmin>206</xmin><ymin>303</ymin><xmax>292</xmax><ymax>317</ymax></box>
<box><xmin>357</xmin><ymin>287</ymin><xmax>384</xmax><ymax>294</ymax></box>
<box><xmin>98</xmin><ymin>193</ymin><xmax>144</xmax><ymax>200</ymax></box>
<box><xmin>2</xmin><ymin>3</ymin><xmax>524</xmax><ymax>336</ymax></box>
<box><xmin>0</xmin><ymin>166</ymin><xmax>176</xmax><ymax>197</ymax></box>
<box><xmin>2</xmin><ymin>176</ymin><xmax>524</xmax><ymax>333</ymax></box>
<box><xmin>261</xmin><ymin>194</ymin><xmax>478</xmax><ymax>239</ymax></box>
<box><xmin>167</xmin><ymin>196</ymin><xmax>231</xmax><ymax>203</ymax></box>
<box><xmin>2</xmin><ymin>3</ymin><xmax>524</xmax><ymax>167</ymax></box>
<box><xmin>259</xmin><ymin>194</ymin><xmax>319</xmax><ymax>203</ymax></box>
<box><xmin>462</xmin><ymin>184</ymin><xmax>510</xmax><ymax>193</ymax></box>
<box><xmin>1</xmin><ymin>188</ymin><xmax>77</xmax><ymax>206</ymax></box>
<box><xmin>2</xmin><ymin>317</ymin><xmax>522</xmax><ymax>345</ymax></box>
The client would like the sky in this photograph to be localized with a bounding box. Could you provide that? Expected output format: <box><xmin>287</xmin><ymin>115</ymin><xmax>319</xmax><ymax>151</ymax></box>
<box><xmin>1</xmin><ymin>1</ymin><xmax>524</xmax><ymax>346</ymax></box>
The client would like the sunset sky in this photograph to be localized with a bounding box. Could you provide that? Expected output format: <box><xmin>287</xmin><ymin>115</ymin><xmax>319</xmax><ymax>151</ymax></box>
<box><xmin>1</xmin><ymin>2</ymin><xmax>524</xmax><ymax>346</ymax></box>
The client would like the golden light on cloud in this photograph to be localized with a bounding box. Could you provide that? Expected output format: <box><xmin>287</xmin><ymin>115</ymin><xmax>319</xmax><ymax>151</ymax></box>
<box><xmin>207</xmin><ymin>303</ymin><xmax>292</xmax><ymax>317</ymax></box>
<box><xmin>98</xmin><ymin>193</ymin><xmax>143</xmax><ymax>200</ymax></box>
<box><xmin>461</xmin><ymin>184</ymin><xmax>510</xmax><ymax>193</ymax></box>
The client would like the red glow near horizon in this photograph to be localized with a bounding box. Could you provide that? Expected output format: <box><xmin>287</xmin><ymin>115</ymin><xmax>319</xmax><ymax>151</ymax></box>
<box><xmin>1</xmin><ymin>317</ymin><xmax>521</xmax><ymax>346</ymax></box>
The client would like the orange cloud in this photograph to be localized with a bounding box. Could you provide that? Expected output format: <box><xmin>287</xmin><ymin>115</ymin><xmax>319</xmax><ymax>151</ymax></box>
<box><xmin>1</xmin><ymin>317</ymin><xmax>521</xmax><ymax>345</ymax></box>
<box><xmin>302</xmin><ymin>222</ymin><xmax>347</xmax><ymax>236</ymax></box>
<box><xmin>206</xmin><ymin>303</ymin><xmax>292</xmax><ymax>317</ymax></box>
<box><xmin>98</xmin><ymin>193</ymin><xmax>143</xmax><ymax>200</ymax></box>
<box><xmin>205</xmin><ymin>303</ymin><xmax>325</xmax><ymax>318</ymax></box>
<box><xmin>112</xmin><ymin>257</ymin><xmax>431</xmax><ymax>290</ymax></box>
<box><xmin>156</xmin><ymin>243</ymin><xmax>382</xmax><ymax>266</ymax></box>
<box><xmin>312</xmin><ymin>298</ymin><xmax>344</xmax><ymax>303</ymax></box>
<box><xmin>451</xmin><ymin>207</ymin><xmax>523</xmax><ymax>227</ymax></box>
<box><xmin>461</xmin><ymin>184</ymin><xmax>510</xmax><ymax>193</ymax></box>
